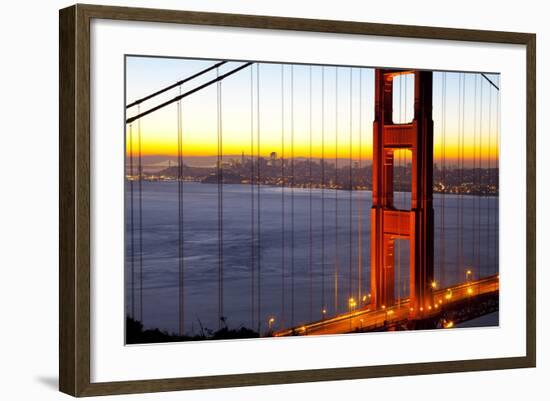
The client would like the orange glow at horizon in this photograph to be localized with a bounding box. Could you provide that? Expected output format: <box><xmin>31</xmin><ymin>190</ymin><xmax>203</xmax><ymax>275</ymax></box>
<box><xmin>126</xmin><ymin>133</ymin><xmax>499</xmax><ymax>162</ymax></box>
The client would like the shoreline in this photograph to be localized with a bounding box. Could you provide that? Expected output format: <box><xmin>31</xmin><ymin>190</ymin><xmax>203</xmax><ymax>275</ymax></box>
<box><xmin>126</xmin><ymin>178</ymin><xmax>500</xmax><ymax>197</ymax></box>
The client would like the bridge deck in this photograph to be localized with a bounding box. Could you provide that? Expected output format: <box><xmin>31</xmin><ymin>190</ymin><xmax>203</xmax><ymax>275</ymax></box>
<box><xmin>274</xmin><ymin>274</ymin><xmax>499</xmax><ymax>337</ymax></box>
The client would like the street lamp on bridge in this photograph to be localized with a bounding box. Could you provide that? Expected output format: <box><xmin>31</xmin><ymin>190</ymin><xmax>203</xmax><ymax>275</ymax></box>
<box><xmin>466</xmin><ymin>268</ymin><xmax>473</xmax><ymax>282</ymax></box>
<box><xmin>348</xmin><ymin>297</ymin><xmax>357</xmax><ymax>311</ymax></box>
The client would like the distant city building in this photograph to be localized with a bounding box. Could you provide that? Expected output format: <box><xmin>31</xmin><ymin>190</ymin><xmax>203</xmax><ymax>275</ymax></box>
<box><xmin>267</xmin><ymin>151</ymin><xmax>279</xmax><ymax>166</ymax></box>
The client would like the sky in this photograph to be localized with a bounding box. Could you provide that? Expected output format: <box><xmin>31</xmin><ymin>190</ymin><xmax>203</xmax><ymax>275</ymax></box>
<box><xmin>125</xmin><ymin>56</ymin><xmax>500</xmax><ymax>166</ymax></box>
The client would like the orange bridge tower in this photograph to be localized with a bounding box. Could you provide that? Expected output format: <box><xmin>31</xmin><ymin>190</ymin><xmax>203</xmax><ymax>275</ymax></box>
<box><xmin>370</xmin><ymin>69</ymin><xmax>434</xmax><ymax>315</ymax></box>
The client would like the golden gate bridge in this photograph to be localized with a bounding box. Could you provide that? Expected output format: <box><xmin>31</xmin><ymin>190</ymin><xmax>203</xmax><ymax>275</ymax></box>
<box><xmin>125</xmin><ymin>60</ymin><xmax>500</xmax><ymax>338</ymax></box>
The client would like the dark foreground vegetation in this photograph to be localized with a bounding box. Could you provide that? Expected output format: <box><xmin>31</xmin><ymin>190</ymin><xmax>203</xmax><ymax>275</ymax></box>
<box><xmin>126</xmin><ymin>317</ymin><xmax>260</xmax><ymax>344</ymax></box>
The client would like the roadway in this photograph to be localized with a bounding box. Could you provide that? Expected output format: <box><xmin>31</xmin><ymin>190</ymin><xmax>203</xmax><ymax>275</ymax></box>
<box><xmin>274</xmin><ymin>274</ymin><xmax>499</xmax><ymax>336</ymax></box>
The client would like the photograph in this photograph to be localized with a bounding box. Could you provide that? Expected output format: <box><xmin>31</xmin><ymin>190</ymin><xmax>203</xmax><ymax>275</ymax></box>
<box><xmin>124</xmin><ymin>57</ymin><xmax>500</xmax><ymax>344</ymax></box>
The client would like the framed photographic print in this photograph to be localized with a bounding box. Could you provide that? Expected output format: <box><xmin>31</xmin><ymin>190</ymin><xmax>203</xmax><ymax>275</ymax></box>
<box><xmin>59</xmin><ymin>4</ymin><xmax>536</xmax><ymax>397</ymax></box>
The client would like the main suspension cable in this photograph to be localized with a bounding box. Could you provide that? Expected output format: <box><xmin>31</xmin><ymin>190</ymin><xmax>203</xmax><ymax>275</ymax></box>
<box><xmin>126</xmin><ymin>61</ymin><xmax>228</xmax><ymax>109</ymax></box>
<box><xmin>127</xmin><ymin>63</ymin><xmax>252</xmax><ymax>124</ymax></box>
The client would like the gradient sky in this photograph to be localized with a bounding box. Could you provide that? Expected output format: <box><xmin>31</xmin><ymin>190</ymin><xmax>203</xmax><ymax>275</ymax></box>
<box><xmin>125</xmin><ymin>56</ymin><xmax>500</xmax><ymax>166</ymax></box>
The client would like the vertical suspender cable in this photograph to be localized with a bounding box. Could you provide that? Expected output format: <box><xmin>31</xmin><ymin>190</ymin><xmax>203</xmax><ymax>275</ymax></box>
<box><xmin>476</xmin><ymin>76</ymin><xmax>481</xmax><ymax>278</ymax></box>
<box><xmin>138</xmin><ymin>106</ymin><xmax>144</xmax><ymax>324</ymax></box>
<box><xmin>357</xmin><ymin>68</ymin><xmax>363</xmax><ymax>303</ymax></box>
<box><xmin>495</xmin><ymin>77</ymin><xmax>500</xmax><ymax>276</ymax></box>
<box><xmin>440</xmin><ymin>72</ymin><xmax>447</xmax><ymax>288</ymax></box>
<box><xmin>487</xmin><ymin>78</ymin><xmax>493</xmax><ymax>277</ymax></box>
<box><xmin>308</xmin><ymin>65</ymin><xmax>314</xmax><ymax>323</ymax></box>
<box><xmin>348</xmin><ymin>68</ymin><xmax>353</xmax><ymax>305</ymax></box>
<box><xmin>479</xmin><ymin>77</ymin><xmax>485</xmax><ymax>276</ymax></box>
<box><xmin>477</xmin><ymin>77</ymin><xmax>485</xmax><ymax>278</ymax></box>
<box><xmin>397</xmin><ymin>75</ymin><xmax>402</xmax><ymax>308</ymax></box>
<box><xmin>456</xmin><ymin>73</ymin><xmax>462</xmax><ymax>285</ymax></box>
<box><xmin>290</xmin><ymin>65</ymin><xmax>295</xmax><ymax>327</ymax></box>
<box><xmin>128</xmin><ymin>123</ymin><xmax>135</xmax><ymax>320</ymax></box>
<box><xmin>321</xmin><ymin>67</ymin><xmax>326</xmax><ymax>317</ymax></box>
<box><xmin>403</xmin><ymin>74</ymin><xmax>408</xmax><ymax>301</ymax></box>
<box><xmin>472</xmin><ymin>75</ymin><xmax>479</xmax><ymax>275</ymax></box>
<box><xmin>406</xmin><ymin>74</ymin><xmax>410</xmax><ymax>296</ymax></box>
<box><xmin>404</xmin><ymin>74</ymin><xmax>408</xmax><ymax>300</ymax></box>
<box><xmin>460</xmin><ymin>73</ymin><xmax>466</xmax><ymax>284</ymax></box>
<box><xmin>250</xmin><ymin>66</ymin><xmax>255</xmax><ymax>330</ymax></box>
<box><xmin>396</xmin><ymin>74</ymin><xmax>402</xmax><ymax>308</ymax></box>
<box><xmin>280</xmin><ymin>65</ymin><xmax>286</xmax><ymax>328</ymax></box>
<box><xmin>472</xmin><ymin>74</ymin><xmax>479</xmax><ymax>276</ymax></box>
<box><xmin>256</xmin><ymin>63</ymin><xmax>262</xmax><ymax>333</ymax></box>
<box><xmin>334</xmin><ymin>66</ymin><xmax>339</xmax><ymax>313</ymax></box>
<box><xmin>177</xmin><ymin>88</ymin><xmax>184</xmax><ymax>336</ymax></box>
<box><xmin>217</xmin><ymin>69</ymin><xmax>224</xmax><ymax>328</ymax></box>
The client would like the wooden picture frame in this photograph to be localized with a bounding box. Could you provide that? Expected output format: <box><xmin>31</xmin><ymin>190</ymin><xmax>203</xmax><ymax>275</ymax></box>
<box><xmin>59</xmin><ymin>3</ymin><xmax>536</xmax><ymax>396</ymax></box>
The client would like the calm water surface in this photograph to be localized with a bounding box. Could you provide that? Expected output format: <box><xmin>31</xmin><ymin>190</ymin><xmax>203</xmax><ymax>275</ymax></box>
<box><xmin>125</xmin><ymin>182</ymin><xmax>499</xmax><ymax>334</ymax></box>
